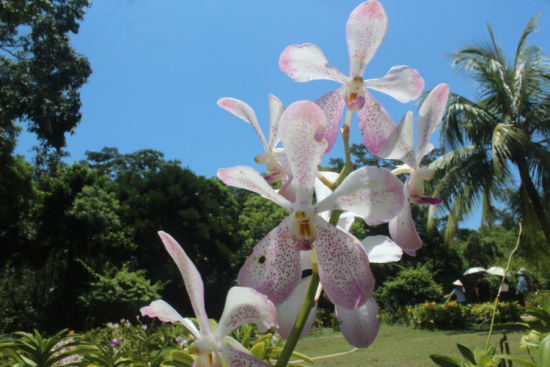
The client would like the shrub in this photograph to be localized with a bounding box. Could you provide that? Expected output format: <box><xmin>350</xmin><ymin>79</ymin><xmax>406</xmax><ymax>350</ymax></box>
<box><xmin>374</xmin><ymin>265</ymin><xmax>442</xmax><ymax>314</ymax></box>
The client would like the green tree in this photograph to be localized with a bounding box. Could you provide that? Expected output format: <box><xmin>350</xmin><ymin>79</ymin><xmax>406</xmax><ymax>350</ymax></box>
<box><xmin>429</xmin><ymin>17</ymin><xmax>550</xmax><ymax>253</ymax></box>
<box><xmin>0</xmin><ymin>0</ymin><xmax>91</xmax><ymax>150</ymax></box>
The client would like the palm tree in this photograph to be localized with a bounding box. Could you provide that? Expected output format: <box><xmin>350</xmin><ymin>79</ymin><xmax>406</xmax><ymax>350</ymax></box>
<box><xmin>428</xmin><ymin>16</ymin><xmax>550</xmax><ymax>251</ymax></box>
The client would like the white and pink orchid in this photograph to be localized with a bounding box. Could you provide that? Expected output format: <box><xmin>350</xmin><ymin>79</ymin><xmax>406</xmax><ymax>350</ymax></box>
<box><xmin>376</xmin><ymin>83</ymin><xmax>449</xmax><ymax>254</ymax></box>
<box><xmin>279</xmin><ymin>0</ymin><xmax>424</xmax><ymax>156</ymax></box>
<box><xmin>217</xmin><ymin>95</ymin><xmax>288</xmax><ymax>184</ymax></box>
<box><xmin>140</xmin><ymin>231</ymin><xmax>277</xmax><ymax>367</ymax></box>
<box><xmin>217</xmin><ymin>100</ymin><xmax>404</xmax><ymax>315</ymax></box>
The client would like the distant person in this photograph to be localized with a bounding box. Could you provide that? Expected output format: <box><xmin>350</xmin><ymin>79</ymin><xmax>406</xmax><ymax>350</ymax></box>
<box><xmin>498</xmin><ymin>277</ymin><xmax>511</xmax><ymax>301</ymax></box>
<box><xmin>476</xmin><ymin>274</ymin><xmax>491</xmax><ymax>302</ymax></box>
<box><xmin>516</xmin><ymin>268</ymin><xmax>532</xmax><ymax>306</ymax></box>
<box><xmin>445</xmin><ymin>280</ymin><xmax>466</xmax><ymax>304</ymax></box>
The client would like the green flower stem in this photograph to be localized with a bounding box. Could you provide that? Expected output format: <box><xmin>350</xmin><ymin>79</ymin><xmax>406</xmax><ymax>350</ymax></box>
<box><xmin>485</xmin><ymin>222</ymin><xmax>523</xmax><ymax>351</ymax></box>
<box><xmin>276</xmin><ymin>109</ymin><xmax>354</xmax><ymax>367</ymax></box>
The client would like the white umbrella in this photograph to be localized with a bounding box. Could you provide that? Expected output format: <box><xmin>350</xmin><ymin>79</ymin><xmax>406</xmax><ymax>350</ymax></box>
<box><xmin>486</xmin><ymin>266</ymin><xmax>506</xmax><ymax>277</ymax></box>
<box><xmin>463</xmin><ymin>267</ymin><xmax>486</xmax><ymax>275</ymax></box>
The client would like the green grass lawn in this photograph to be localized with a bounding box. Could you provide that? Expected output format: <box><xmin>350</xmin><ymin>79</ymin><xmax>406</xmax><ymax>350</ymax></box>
<box><xmin>294</xmin><ymin>323</ymin><xmax>529</xmax><ymax>367</ymax></box>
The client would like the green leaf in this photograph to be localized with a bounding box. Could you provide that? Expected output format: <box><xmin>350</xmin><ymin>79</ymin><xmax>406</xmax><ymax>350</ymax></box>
<box><xmin>167</xmin><ymin>350</ymin><xmax>194</xmax><ymax>367</ymax></box>
<box><xmin>494</xmin><ymin>355</ymin><xmax>540</xmax><ymax>367</ymax></box>
<box><xmin>429</xmin><ymin>354</ymin><xmax>462</xmax><ymax>367</ymax></box>
<box><xmin>457</xmin><ymin>343</ymin><xmax>476</xmax><ymax>364</ymax></box>
<box><xmin>473</xmin><ymin>347</ymin><xmax>497</xmax><ymax>366</ymax></box>
<box><xmin>539</xmin><ymin>334</ymin><xmax>550</xmax><ymax>367</ymax></box>
<box><xmin>249</xmin><ymin>342</ymin><xmax>265</xmax><ymax>359</ymax></box>
<box><xmin>542</xmin><ymin>297</ymin><xmax>550</xmax><ymax>315</ymax></box>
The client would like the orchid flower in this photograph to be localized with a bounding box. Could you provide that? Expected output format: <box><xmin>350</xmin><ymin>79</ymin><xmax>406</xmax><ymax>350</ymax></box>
<box><xmin>217</xmin><ymin>100</ymin><xmax>404</xmax><ymax>314</ymax></box>
<box><xmin>217</xmin><ymin>95</ymin><xmax>287</xmax><ymax>184</ymax></box>
<box><xmin>140</xmin><ymin>231</ymin><xmax>277</xmax><ymax>367</ymax></box>
<box><xmin>376</xmin><ymin>83</ymin><xmax>449</xmax><ymax>254</ymax></box>
<box><xmin>279</xmin><ymin>0</ymin><xmax>424</xmax><ymax>155</ymax></box>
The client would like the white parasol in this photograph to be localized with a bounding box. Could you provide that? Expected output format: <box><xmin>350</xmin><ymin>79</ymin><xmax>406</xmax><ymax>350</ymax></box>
<box><xmin>463</xmin><ymin>267</ymin><xmax>486</xmax><ymax>275</ymax></box>
<box><xmin>486</xmin><ymin>266</ymin><xmax>507</xmax><ymax>277</ymax></box>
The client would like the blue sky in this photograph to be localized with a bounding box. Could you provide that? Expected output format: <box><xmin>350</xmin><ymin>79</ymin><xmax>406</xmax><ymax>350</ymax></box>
<box><xmin>14</xmin><ymin>0</ymin><xmax>550</xmax><ymax>228</ymax></box>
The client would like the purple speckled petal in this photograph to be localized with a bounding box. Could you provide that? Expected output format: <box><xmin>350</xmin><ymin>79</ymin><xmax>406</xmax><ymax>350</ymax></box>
<box><xmin>316</xmin><ymin>166</ymin><xmax>404</xmax><ymax>225</ymax></box>
<box><xmin>388</xmin><ymin>191</ymin><xmax>422</xmax><ymax>253</ymax></box>
<box><xmin>279</xmin><ymin>43</ymin><xmax>348</xmax><ymax>83</ymax></box>
<box><xmin>280</xmin><ymin>101</ymin><xmax>328</xmax><ymax>206</ymax></box>
<box><xmin>364</xmin><ymin>65</ymin><xmax>425</xmax><ymax>103</ymax></box>
<box><xmin>215</xmin><ymin>287</ymin><xmax>278</xmax><ymax>340</ymax></box>
<box><xmin>238</xmin><ymin>217</ymin><xmax>301</xmax><ymax>304</ymax></box>
<box><xmin>315</xmin><ymin>218</ymin><xmax>374</xmax><ymax>309</ymax></box>
<box><xmin>157</xmin><ymin>231</ymin><xmax>212</xmax><ymax>335</ymax></box>
<box><xmin>217</xmin><ymin>98</ymin><xmax>268</xmax><ymax>152</ymax></box>
<box><xmin>416</xmin><ymin>83</ymin><xmax>449</xmax><ymax>164</ymax></box>
<box><xmin>267</xmin><ymin>94</ymin><xmax>285</xmax><ymax>151</ymax></box>
<box><xmin>415</xmin><ymin>195</ymin><xmax>442</xmax><ymax>205</ymax></box>
<box><xmin>361</xmin><ymin>235</ymin><xmax>403</xmax><ymax>263</ymax></box>
<box><xmin>218</xmin><ymin>343</ymin><xmax>272</xmax><ymax>367</ymax></box>
<box><xmin>346</xmin><ymin>0</ymin><xmax>387</xmax><ymax>77</ymax></box>
<box><xmin>315</xmin><ymin>86</ymin><xmax>346</xmax><ymax>153</ymax></box>
<box><xmin>335</xmin><ymin>297</ymin><xmax>379</xmax><ymax>348</ymax></box>
<box><xmin>276</xmin><ymin>277</ymin><xmax>317</xmax><ymax>340</ymax></box>
<box><xmin>217</xmin><ymin>166</ymin><xmax>291</xmax><ymax>210</ymax></box>
<box><xmin>357</xmin><ymin>90</ymin><xmax>395</xmax><ymax>156</ymax></box>
<box><xmin>377</xmin><ymin>111</ymin><xmax>415</xmax><ymax>167</ymax></box>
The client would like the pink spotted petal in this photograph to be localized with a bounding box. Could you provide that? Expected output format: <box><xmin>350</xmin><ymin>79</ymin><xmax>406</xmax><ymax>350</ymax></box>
<box><xmin>377</xmin><ymin>111</ymin><xmax>416</xmax><ymax>167</ymax></box>
<box><xmin>315</xmin><ymin>218</ymin><xmax>374</xmax><ymax>309</ymax></box>
<box><xmin>364</xmin><ymin>65</ymin><xmax>425</xmax><ymax>103</ymax></box>
<box><xmin>276</xmin><ymin>277</ymin><xmax>317</xmax><ymax>340</ymax></box>
<box><xmin>217</xmin><ymin>166</ymin><xmax>291</xmax><ymax>210</ymax></box>
<box><xmin>361</xmin><ymin>235</ymin><xmax>403</xmax><ymax>263</ymax></box>
<box><xmin>280</xmin><ymin>101</ymin><xmax>328</xmax><ymax>206</ymax></box>
<box><xmin>346</xmin><ymin>0</ymin><xmax>387</xmax><ymax>77</ymax></box>
<box><xmin>414</xmin><ymin>195</ymin><xmax>442</xmax><ymax>205</ymax></box>
<box><xmin>140</xmin><ymin>300</ymin><xmax>202</xmax><ymax>337</ymax></box>
<box><xmin>267</xmin><ymin>94</ymin><xmax>285</xmax><ymax>151</ymax></box>
<box><xmin>335</xmin><ymin>297</ymin><xmax>379</xmax><ymax>348</ymax></box>
<box><xmin>157</xmin><ymin>231</ymin><xmax>212</xmax><ymax>335</ymax></box>
<box><xmin>217</xmin><ymin>98</ymin><xmax>269</xmax><ymax>152</ymax></box>
<box><xmin>388</xmin><ymin>192</ymin><xmax>423</xmax><ymax>253</ymax></box>
<box><xmin>238</xmin><ymin>217</ymin><xmax>301</xmax><ymax>304</ymax></box>
<box><xmin>218</xmin><ymin>343</ymin><xmax>272</xmax><ymax>367</ymax></box>
<box><xmin>315</xmin><ymin>86</ymin><xmax>346</xmax><ymax>153</ymax></box>
<box><xmin>416</xmin><ymin>83</ymin><xmax>449</xmax><ymax>164</ymax></box>
<box><xmin>215</xmin><ymin>287</ymin><xmax>278</xmax><ymax>340</ymax></box>
<box><xmin>279</xmin><ymin>43</ymin><xmax>348</xmax><ymax>83</ymax></box>
<box><xmin>316</xmin><ymin>166</ymin><xmax>404</xmax><ymax>225</ymax></box>
<box><xmin>357</xmin><ymin>90</ymin><xmax>395</xmax><ymax>156</ymax></box>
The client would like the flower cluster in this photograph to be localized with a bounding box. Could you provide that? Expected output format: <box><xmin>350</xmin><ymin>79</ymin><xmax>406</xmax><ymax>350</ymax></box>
<box><xmin>142</xmin><ymin>0</ymin><xmax>449</xmax><ymax>364</ymax></box>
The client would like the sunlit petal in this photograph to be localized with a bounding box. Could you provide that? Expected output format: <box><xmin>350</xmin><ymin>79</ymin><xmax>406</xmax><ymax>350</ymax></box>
<box><xmin>279</xmin><ymin>43</ymin><xmax>348</xmax><ymax>83</ymax></box>
<box><xmin>357</xmin><ymin>90</ymin><xmax>395</xmax><ymax>156</ymax></box>
<box><xmin>315</xmin><ymin>219</ymin><xmax>374</xmax><ymax>309</ymax></box>
<box><xmin>158</xmin><ymin>231</ymin><xmax>212</xmax><ymax>334</ymax></box>
<box><xmin>346</xmin><ymin>0</ymin><xmax>387</xmax><ymax>77</ymax></box>
<box><xmin>364</xmin><ymin>65</ymin><xmax>424</xmax><ymax>103</ymax></box>
<box><xmin>280</xmin><ymin>101</ymin><xmax>328</xmax><ymax>205</ymax></box>
<box><xmin>315</xmin><ymin>86</ymin><xmax>346</xmax><ymax>153</ymax></box>
<box><xmin>267</xmin><ymin>94</ymin><xmax>285</xmax><ymax>151</ymax></box>
<box><xmin>217</xmin><ymin>97</ymin><xmax>268</xmax><ymax>152</ymax></box>
<box><xmin>238</xmin><ymin>217</ymin><xmax>301</xmax><ymax>304</ymax></box>
<box><xmin>388</xmin><ymin>191</ymin><xmax>422</xmax><ymax>253</ymax></box>
<box><xmin>217</xmin><ymin>166</ymin><xmax>291</xmax><ymax>210</ymax></box>
<box><xmin>276</xmin><ymin>277</ymin><xmax>317</xmax><ymax>339</ymax></box>
<box><xmin>140</xmin><ymin>300</ymin><xmax>201</xmax><ymax>336</ymax></box>
<box><xmin>215</xmin><ymin>287</ymin><xmax>278</xmax><ymax>339</ymax></box>
<box><xmin>361</xmin><ymin>235</ymin><xmax>403</xmax><ymax>263</ymax></box>
<box><xmin>316</xmin><ymin>166</ymin><xmax>404</xmax><ymax>225</ymax></box>
<box><xmin>335</xmin><ymin>297</ymin><xmax>379</xmax><ymax>348</ymax></box>
<box><xmin>377</xmin><ymin>111</ymin><xmax>415</xmax><ymax>167</ymax></box>
<box><xmin>416</xmin><ymin>83</ymin><xmax>449</xmax><ymax>164</ymax></box>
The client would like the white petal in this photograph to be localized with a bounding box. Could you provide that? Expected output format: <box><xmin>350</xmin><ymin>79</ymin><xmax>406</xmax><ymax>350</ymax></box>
<box><xmin>158</xmin><ymin>232</ymin><xmax>212</xmax><ymax>335</ymax></box>
<box><xmin>316</xmin><ymin>166</ymin><xmax>404</xmax><ymax>225</ymax></box>
<box><xmin>215</xmin><ymin>287</ymin><xmax>278</xmax><ymax>339</ymax></box>
<box><xmin>364</xmin><ymin>65</ymin><xmax>424</xmax><ymax>103</ymax></box>
<box><xmin>377</xmin><ymin>111</ymin><xmax>416</xmax><ymax>167</ymax></box>
<box><xmin>218</xmin><ymin>343</ymin><xmax>272</xmax><ymax>367</ymax></box>
<box><xmin>218</xmin><ymin>97</ymin><xmax>269</xmax><ymax>152</ymax></box>
<box><xmin>335</xmin><ymin>297</ymin><xmax>379</xmax><ymax>348</ymax></box>
<box><xmin>314</xmin><ymin>171</ymin><xmax>339</xmax><ymax>203</ymax></box>
<box><xmin>361</xmin><ymin>235</ymin><xmax>403</xmax><ymax>263</ymax></box>
<box><xmin>279</xmin><ymin>43</ymin><xmax>348</xmax><ymax>83</ymax></box>
<box><xmin>217</xmin><ymin>166</ymin><xmax>291</xmax><ymax>210</ymax></box>
<box><xmin>416</xmin><ymin>83</ymin><xmax>449</xmax><ymax>164</ymax></box>
<box><xmin>388</xmin><ymin>190</ymin><xmax>423</xmax><ymax>253</ymax></box>
<box><xmin>267</xmin><ymin>94</ymin><xmax>285</xmax><ymax>151</ymax></box>
<box><xmin>276</xmin><ymin>277</ymin><xmax>317</xmax><ymax>340</ymax></box>
<box><xmin>357</xmin><ymin>90</ymin><xmax>396</xmax><ymax>156</ymax></box>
